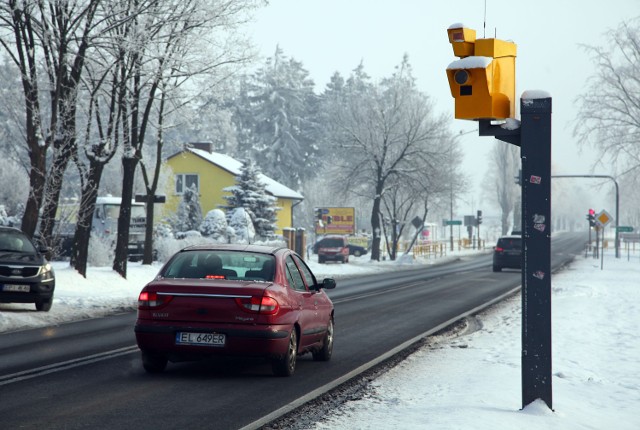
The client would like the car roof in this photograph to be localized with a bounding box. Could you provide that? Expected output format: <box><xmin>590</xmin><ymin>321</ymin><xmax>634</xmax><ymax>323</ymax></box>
<box><xmin>180</xmin><ymin>243</ymin><xmax>288</xmax><ymax>255</ymax></box>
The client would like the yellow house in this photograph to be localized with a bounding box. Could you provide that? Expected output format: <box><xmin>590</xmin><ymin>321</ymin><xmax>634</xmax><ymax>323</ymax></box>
<box><xmin>163</xmin><ymin>142</ymin><xmax>304</xmax><ymax>235</ymax></box>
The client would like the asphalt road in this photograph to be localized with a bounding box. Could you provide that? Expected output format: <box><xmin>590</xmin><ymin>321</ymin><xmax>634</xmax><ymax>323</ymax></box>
<box><xmin>0</xmin><ymin>233</ymin><xmax>587</xmax><ymax>430</ymax></box>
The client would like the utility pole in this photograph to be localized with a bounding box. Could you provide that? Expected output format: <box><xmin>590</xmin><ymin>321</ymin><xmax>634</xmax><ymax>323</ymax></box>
<box><xmin>446</xmin><ymin>24</ymin><xmax>553</xmax><ymax>410</ymax></box>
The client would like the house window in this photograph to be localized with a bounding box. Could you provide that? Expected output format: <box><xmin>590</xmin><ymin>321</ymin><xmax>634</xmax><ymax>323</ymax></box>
<box><xmin>175</xmin><ymin>174</ymin><xmax>199</xmax><ymax>194</ymax></box>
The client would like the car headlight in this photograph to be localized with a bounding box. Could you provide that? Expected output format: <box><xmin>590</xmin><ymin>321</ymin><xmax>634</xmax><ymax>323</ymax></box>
<box><xmin>40</xmin><ymin>263</ymin><xmax>55</xmax><ymax>282</ymax></box>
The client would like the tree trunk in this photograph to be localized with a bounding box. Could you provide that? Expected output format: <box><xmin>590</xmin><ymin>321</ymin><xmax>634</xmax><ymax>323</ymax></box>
<box><xmin>113</xmin><ymin>157</ymin><xmax>138</xmax><ymax>278</ymax></box>
<box><xmin>39</xmin><ymin>137</ymin><xmax>75</xmax><ymax>249</ymax></box>
<box><xmin>370</xmin><ymin>195</ymin><xmax>382</xmax><ymax>261</ymax></box>
<box><xmin>22</xmin><ymin>148</ymin><xmax>47</xmax><ymax>238</ymax></box>
<box><xmin>71</xmin><ymin>162</ymin><xmax>104</xmax><ymax>277</ymax></box>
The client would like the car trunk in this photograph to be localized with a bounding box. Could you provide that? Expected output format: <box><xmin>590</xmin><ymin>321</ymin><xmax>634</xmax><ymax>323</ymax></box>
<box><xmin>145</xmin><ymin>279</ymin><xmax>271</xmax><ymax>324</ymax></box>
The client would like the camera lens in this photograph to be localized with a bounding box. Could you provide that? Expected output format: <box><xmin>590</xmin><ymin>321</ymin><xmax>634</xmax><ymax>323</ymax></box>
<box><xmin>454</xmin><ymin>70</ymin><xmax>470</xmax><ymax>85</ymax></box>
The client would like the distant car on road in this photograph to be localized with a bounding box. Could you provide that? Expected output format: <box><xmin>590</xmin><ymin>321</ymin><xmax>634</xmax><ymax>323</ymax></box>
<box><xmin>347</xmin><ymin>243</ymin><xmax>368</xmax><ymax>257</ymax></box>
<box><xmin>492</xmin><ymin>235</ymin><xmax>522</xmax><ymax>272</ymax></box>
<box><xmin>313</xmin><ymin>238</ymin><xmax>368</xmax><ymax>257</ymax></box>
<box><xmin>316</xmin><ymin>235</ymin><xmax>350</xmax><ymax>264</ymax></box>
<box><xmin>0</xmin><ymin>226</ymin><xmax>55</xmax><ymax>311</ymax></box>
<box><xmin>134</xmin><ymin>244</ymin><xmax>336</xmax><ymax>376</ymax></box>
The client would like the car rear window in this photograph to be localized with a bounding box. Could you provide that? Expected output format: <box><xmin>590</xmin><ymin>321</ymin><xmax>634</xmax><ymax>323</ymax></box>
<box><xmin>319</xmin><ymin>238</ymin><xmax>345</xmax><ymax>247</ymax></box>
<box><xmin>161</xmin><ymin>250</ymin><xmax>275</xmax><ymax>281</ymax></box>
<box><xmin>497</xmin><ymin>238</ymin><xmax>521</xmax><ymax>250</ymax></box>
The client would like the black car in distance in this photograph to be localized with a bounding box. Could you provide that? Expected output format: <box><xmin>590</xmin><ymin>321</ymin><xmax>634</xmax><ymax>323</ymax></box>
<box><xmin>492</xmin><ymin>235</ymin><xmax>522</xmax><ymax>272</ymax></box>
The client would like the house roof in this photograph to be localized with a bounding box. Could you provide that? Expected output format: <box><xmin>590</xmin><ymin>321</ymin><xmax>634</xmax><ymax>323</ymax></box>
<box><xmin>168</xmin><ymin>148</ymin><xmax>304</xmax><ymax>201</ymax></box>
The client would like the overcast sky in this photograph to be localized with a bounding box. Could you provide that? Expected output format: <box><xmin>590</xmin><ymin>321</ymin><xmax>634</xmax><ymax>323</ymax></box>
<box><xmin>250</xmin><ymin>0</ymin><xmax>638</xmax><ymax>216</ymax></box>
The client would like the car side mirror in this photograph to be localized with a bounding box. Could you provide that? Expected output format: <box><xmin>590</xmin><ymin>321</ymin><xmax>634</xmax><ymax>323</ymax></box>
<box><xmin>319</xmin><ymin>278</ymin><xmax>336</xmax><ymax>290</ymax></box>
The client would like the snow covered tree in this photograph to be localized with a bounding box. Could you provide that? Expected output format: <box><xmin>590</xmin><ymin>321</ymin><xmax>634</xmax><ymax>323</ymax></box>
<box><xmin>228</xmin><ymin>207</ymin><xmax>255</xmax><ymax>243</ymax></box>
<box><xmin>574</xmin><ymin>17</ymin><xmax>640</xmax><ymax>176</ymax></box>
<box><xmin>322</xmin><ymin>56</ymin><xmax>455</xmax><ymax>261</ymax></box>
<box><xmin>231</xmin><ymin>46</ymin><xmax>321</xmax><ymax>188</ymax></box>
<box><xmin>221</xmin><ymin>160</ymin><xmax>279</xmax><ymax>239</ymax></box>
<box><xmin>200</xmin><ymin>209</ymin><xmax>230</xmax><ymax>242</ymax></box>
<box><xmin>173</xmin><ymin>184</ymin><xmax>203</xmax><ymax>233</ymax></box>
<box><xmin>483</xmin><ymin>141</ymin><xmax>521</xmax><ymax>235</ymax></box>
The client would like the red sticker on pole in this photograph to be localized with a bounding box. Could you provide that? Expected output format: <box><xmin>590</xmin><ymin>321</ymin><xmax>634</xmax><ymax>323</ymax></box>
<box><xmin>530</xmin><ymin>175</ymin><xmax>542</xmax><ymax>184</ymax></box>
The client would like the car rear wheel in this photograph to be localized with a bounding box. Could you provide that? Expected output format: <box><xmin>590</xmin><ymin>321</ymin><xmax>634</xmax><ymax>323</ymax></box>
<box><xmin>492</xmin><ymin>265</ymin><xmax>502</xmax><ymax>272</ymax></box>
<box><xmin>35</xmin><ymin>299</ymin><xmax>52</xmax><ymax>312</ymax></box>
<box><xmin>353</xmin><ymin>249</ymin><xmax>362</xmax><ymax>257</ymax></box>
<box><xmin>313</xmin><ymin>318</ymin><xmax>334</xmax><ymax>362</ymax></box>
<box><xmin>272</xmin><ymin>328</ymin><xmax>297</xmax><ymax>377</ymax></box>
<box><xmin>318</xmin><ymin>256</ymin><xmax>325</xmax><ymax>264</ymax></box>
<box><xmin>141</xmin><ymin>350</ymin><xmax>168</xmax><ymax>373</ymax></box>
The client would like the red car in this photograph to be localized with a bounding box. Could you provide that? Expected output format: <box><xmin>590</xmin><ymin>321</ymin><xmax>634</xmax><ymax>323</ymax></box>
<box><xmin>317</xmin><ymin>235</ymin><xmax>349</xmax><ymax>264</ymax></box>
<box><xmin>134</xmin><ymin>244</ymin><xmax>336</xmax><ymax>376</ymax></box>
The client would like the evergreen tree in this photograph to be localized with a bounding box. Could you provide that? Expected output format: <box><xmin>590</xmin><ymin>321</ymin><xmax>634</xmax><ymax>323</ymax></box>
<box><xmin>221</xmin><ymin>160</ymin><xmax>279</xmax><ymax>238</ymax></box>
<box><xmin>228</xmin><ymin>207</ymin><xmax>255</xmax><ymax>243</ymax></box>
<box><xmin>231</xmin><ymin>46</ymin><xmax>321</xmax><ymax>188</ymax></box>
<box><xmin>173</xmin><ymin>184</ymin><xmax>203</xmax><ymax>233</ymax></box>
<box><xmin>200</xmin><ymin>209</ymin><xmax>229</xmax><ymax>242</ymax></box>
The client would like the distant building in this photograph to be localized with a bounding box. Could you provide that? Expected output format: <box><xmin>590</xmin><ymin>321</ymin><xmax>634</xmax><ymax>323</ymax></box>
<box><xmin>164</xmin><ymin>142</ymin><xmax>304</xmax><ymax>234</ymax></box>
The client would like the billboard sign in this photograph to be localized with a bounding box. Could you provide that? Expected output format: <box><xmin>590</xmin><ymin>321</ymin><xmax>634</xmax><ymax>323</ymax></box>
<box><xmin>315</xmin><ymin>207</ymin><xmax>356</xmax><ymax>235</ymax></box>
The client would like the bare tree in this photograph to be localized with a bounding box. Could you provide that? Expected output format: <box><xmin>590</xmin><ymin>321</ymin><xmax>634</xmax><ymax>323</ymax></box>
<box><xmin>0</xmin><ymin>0</ymin><xmax>103</xmax><ymax>247</ymax></box>
<box><xmin>0</xmin><ymin>1</ymin><xmax>51</xmax><ymax>238</ymax></box>
<box><xmin>483</xmin><ymin>141</ymin><xmax>520</xmax><ymax>235</ymax></box>
<box><xmin>69</xmin><ymin>47</ymin><xmax>122</xmax><ymax>276</ymax></box>
<box><xmin>574</xmin><ymin>17</ymin><xmax>640</xmax><ymax>177</ymax></box>
<box><xmin>380</xmin><ymin>157</ymin><xmax>452</xmax><ymax>260</ymax></box>
<box><xmin>107</xmin><ymin>0</ymin><xmax>258</xmax><ymax>277</ymax></box>
<box><xmin>327</xmin><ymin>56</ymin><xmax>453</xmax><ymax>261</ymax></box>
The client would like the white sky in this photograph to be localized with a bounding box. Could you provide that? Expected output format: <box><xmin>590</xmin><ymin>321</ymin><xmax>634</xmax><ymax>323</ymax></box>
<box><xmin>1</xmin><ymin>236</ymin><xmax>637</xmax><ymax>429</ymax></box>
<box><xmin>249</xmin><ymin>0</ymin><xmax>639</xmax><ymax>216</ymax></box>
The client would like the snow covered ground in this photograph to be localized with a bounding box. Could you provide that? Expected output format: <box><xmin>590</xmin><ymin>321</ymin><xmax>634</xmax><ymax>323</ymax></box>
<box><xmin>1</xmin><ymin>242</ymin><xmax>638</xmax><ymax>429</ymax></box>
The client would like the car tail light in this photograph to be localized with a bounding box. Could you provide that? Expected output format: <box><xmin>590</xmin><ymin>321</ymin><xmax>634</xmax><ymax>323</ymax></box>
<box><xmin>235</xmin><ymin>295</ymin><xmax>279</xmax><ymax>315</ymax></box>
<box><xmin>138</xmin><ymin>291</ymin><xmax>172</xmax><ymax>309</ymax></box>
<box><xmin>495</xmin><ymin>246</ymin><xmax>504</xmax><ymax>252</ymax></box>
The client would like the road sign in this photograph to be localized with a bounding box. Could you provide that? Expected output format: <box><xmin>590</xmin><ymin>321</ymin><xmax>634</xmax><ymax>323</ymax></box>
<box><xmin>445</xmin><ymin>220</ymin><xmax>462</xmax><ymax>226</ymax></box>
<box><xmin>595</xmin><ymin>210</ymin><xmax>612</xmax><ymax>227</ymax></box>
<box><xmin>616</xmin><ymin>226</ymin><xmax>634</xmax><ymax>233</ymax></box>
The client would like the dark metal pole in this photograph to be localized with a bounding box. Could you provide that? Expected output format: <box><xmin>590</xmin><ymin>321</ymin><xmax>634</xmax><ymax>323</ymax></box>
<box><xmin>478</xmin><ymin>96</ymin><xmax>553</xmax><ymax>410</ymax></box>
<box><xmin>519</xmin><ymin>96</ymin><xmax>553</xmax><ymax>410</ymax></box>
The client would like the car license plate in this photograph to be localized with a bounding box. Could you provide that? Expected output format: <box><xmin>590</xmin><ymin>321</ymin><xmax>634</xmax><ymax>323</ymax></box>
<box><xmin>175</xmin><ymin>332</ymin><xmax>225</xmax><ymax>347</ymax></box>
<box><xmin>2</xmin><ymin>284</ymin><xmax>30</xmax><ymax>292</ymax></box>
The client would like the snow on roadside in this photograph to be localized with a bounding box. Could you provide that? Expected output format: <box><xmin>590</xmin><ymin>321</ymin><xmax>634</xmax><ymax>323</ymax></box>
<box><xmin>310</xmin><ymin>251</ymin><xmax>640</xmax><ymax>430</ymax></box>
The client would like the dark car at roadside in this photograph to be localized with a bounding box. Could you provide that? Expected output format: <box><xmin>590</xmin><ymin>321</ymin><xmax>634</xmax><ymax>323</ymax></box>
<box><xmin>0</xmin><ymin>226</ymin><xmax>55</xmax><ymax>311</ymax></box>
<box><xmin>134</xmin><ymin>244</ymin><xmax>336</xmax><ymax>376</ymax></box>
<box><xmin>313</xmin><ymin>238</ymin><xmax>368</xmax><ymax>257</ymax></box>
<box><xmin>492</xmin><ymin>235</ymin><xmax>522</xmax><ymax>272</ymax></box>
<box><xmin>347</xmin><ymin>243</ymin><xmax>368</xmax><ymax>257</ymax></box>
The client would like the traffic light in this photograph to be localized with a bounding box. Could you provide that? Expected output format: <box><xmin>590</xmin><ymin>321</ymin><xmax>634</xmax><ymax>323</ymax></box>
<box><xmin>477</xmin><ymin>210</ymin><xmax>483</xmax><ymax>225</ymax></box>
<box><xmin>327</xmin><ymin>216</ymin><xmax>333</xmax><ymax>225</ymax></box>
<box><xmin>314</xmin><ymin>208</ymin><xmax>323</xmax><ymax>220</ymax></box>
<box><xmin>446</xmin><ymin>24</ymin><xmax>517</xmax><ymax>120</ymax></box>
<box><xmin>587</xmin><ymin>208</ymin><xmax>596</xmax><ymax>227</ymax></box>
